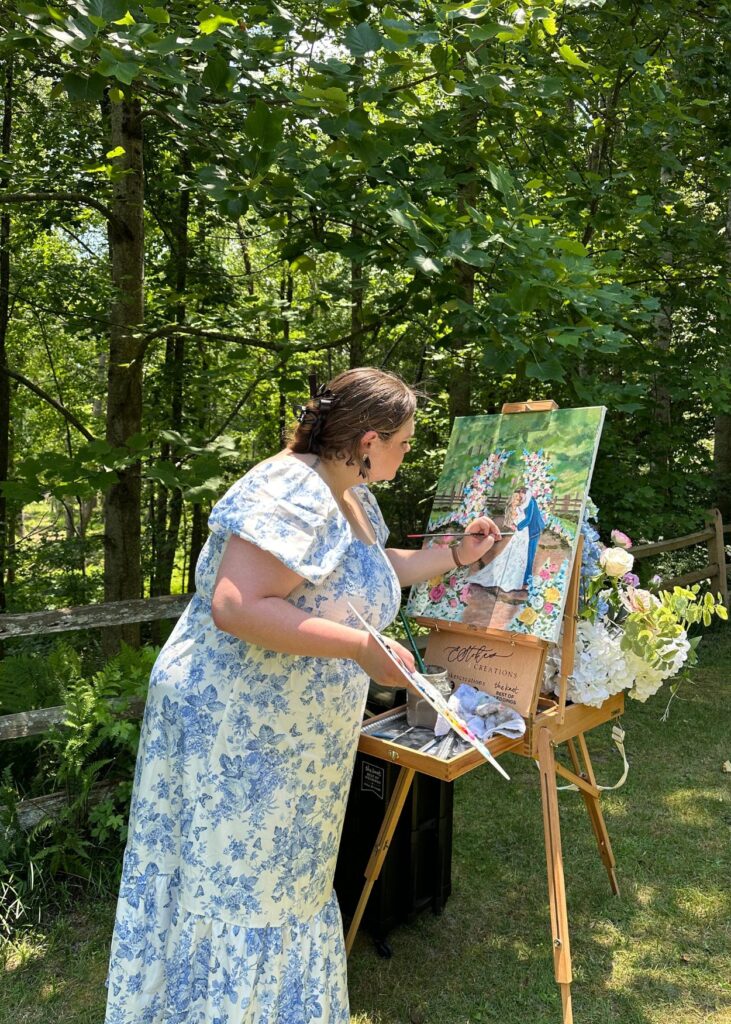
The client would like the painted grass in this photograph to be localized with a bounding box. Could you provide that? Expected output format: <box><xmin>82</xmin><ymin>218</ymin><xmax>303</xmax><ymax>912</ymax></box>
<box><xmin>3</xmin><ymin>630</ymin><xmax>731</xmax><ymax>1024</ymax></box>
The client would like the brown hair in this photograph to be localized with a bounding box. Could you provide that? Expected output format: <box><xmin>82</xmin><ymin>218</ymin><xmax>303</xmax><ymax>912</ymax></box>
<box><xmin>289</xmin><ymin>367</ymin><xmax>417</xmax><ymax>476</ymax></box>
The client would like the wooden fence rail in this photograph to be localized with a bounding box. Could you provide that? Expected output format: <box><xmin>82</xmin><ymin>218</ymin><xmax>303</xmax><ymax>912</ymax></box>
<box><xmin>1</xmin><ymin>509</ymin><xmax>729</xmax><ymax>830</ymax></box>
<box><xmin>630</xmin><ymin>508</ymin><xmax>729</xmax><ymax>604</ymax></box>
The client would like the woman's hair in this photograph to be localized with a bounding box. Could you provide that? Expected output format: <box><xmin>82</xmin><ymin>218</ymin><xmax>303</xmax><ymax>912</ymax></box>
<box><xmin>289</xmin><ymin>367</ymin><xmax>417</xmax><ymax>476</ymax></box>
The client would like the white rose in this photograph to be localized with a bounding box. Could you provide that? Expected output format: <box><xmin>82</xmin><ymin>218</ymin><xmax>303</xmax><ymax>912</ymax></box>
<box><xmin>599</xmin><ymin>546</ymin><xmax>634</xmax><ymax>577</ymax></box>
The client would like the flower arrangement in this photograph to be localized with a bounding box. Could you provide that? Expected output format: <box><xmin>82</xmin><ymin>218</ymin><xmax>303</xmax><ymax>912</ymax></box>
<box><xmin>544</xmin><ymin>507</ymin><xmax>728</xmax><ymax>709</ymax></box>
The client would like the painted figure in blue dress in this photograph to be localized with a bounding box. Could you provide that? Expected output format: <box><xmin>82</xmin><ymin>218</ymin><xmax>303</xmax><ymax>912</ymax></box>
<box><xmin>514</xmin><ymin>485</ymin><xmax>546</xmax><ymax>586</ymax></box>
<box><xmin>103</xmin><ymin>367</ymin><xmax>502</xmax><ymax>1024</ymax></box>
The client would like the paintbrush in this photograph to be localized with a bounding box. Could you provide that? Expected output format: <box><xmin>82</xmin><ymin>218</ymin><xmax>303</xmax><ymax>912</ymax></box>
<box><xmin>407</xmin><ymin>531</ymin><xmax>514</xmax><ymax>539</ymax></box>
<box><xmin>398</xmin><ymin>608</ymin><xmax>427</xmax><ymax>674</ymax></box>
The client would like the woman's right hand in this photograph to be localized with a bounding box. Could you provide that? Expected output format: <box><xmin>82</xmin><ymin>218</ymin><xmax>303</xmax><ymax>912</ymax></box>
<box><xmin>354</xmin><ymin>632</ymin><xmax>416</xmax><ymax>688</ymax></box>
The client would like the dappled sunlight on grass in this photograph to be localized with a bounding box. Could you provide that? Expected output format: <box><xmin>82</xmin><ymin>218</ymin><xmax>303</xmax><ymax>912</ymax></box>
<box><xmin>662</xmin><ymin>786</ymin><xmax>728</xmax><ymax>828</ymax></box>
<box><xmin>0</xmin><ymin>933</ymin><xmax>49</xmax><ymax>974</ymax></box>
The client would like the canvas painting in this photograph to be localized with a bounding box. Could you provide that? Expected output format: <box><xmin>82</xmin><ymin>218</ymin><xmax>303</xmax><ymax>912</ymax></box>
<box><xmin>406</xmin><ymin>407</ymin><xmax>606</xmax><ymax>643</ymax></box>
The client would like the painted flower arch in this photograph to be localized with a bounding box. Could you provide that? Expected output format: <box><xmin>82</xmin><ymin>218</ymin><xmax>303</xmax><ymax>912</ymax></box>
<box><xmin>431</xmin><ymin>449</ymin><xmax>512</xmax><ymax>529</ymax></box>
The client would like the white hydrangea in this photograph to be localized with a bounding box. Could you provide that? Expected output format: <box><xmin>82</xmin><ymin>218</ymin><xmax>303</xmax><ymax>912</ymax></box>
<box><xmin>625</xmin><ymin>634</ymin><xmax>691</xmax><ymax>702</ymax></box>
<box><xmin>544</xmin><ymin>620</ymin><xmax>634</xmax><ymax>708</ymax></box>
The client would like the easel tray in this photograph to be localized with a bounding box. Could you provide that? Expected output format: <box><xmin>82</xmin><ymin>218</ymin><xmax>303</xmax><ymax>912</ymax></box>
<box><xmin>359</xmin><ymin>692</ymin><xmax>625</xmax><ymax>782</ymax></box>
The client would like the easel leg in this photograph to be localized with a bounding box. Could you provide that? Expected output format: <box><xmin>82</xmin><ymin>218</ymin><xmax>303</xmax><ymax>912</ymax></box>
<box><xmin>567</xmin><ymin>734</ymin><xmax>619</xmax><ymax>895</ymax></box>
<box><xmin>537</xmin><ymin>728</ymin><xmax>573</xmax><ymax>1024</ymax></box>
<box><xmin>344</xmin><ymin>766</ymin><xmax>416</xmax><ymax>956</ymax></box>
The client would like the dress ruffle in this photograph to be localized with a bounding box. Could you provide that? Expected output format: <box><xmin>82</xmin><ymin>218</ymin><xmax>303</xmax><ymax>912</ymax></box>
<box><xmin>208</xmin><ymin>459</ymin><xmax>351</xmax><ymax>584</ymax></box>
<box><xmin>104</xmin><ymin>868</ymin><xmax>349</xmax><ymax>1024</ymax></box>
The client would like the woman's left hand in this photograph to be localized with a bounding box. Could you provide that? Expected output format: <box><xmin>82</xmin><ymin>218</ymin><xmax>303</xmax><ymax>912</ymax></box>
<box><xmin>456</xmin><ymin>516</ymin><xmax>501</xmax><ymax>565</ymax></box>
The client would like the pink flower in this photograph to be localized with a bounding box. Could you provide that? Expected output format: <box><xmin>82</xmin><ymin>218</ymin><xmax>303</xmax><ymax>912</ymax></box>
<box><xmin>449</xmin><ymin>598</ymin><xmax>458</xmax><ymax>608</ymax></box>
<box><xmin>449</xmin><ymin>576</ymin><xmax>458</xmax><ymax>588</ymax></box>
<box><xmin>623</xmin><ymin>572</ymin><xmax>640</xmax><ymax>587</ymax></box>
<box><xmin>611</xmin><ymin>529</ymin><xmax>632</xmax><ymax>550</ymax></box>
<box><xmin>540</xmin><ymin>569</ymin><xmax>551</xmax><ymax>580</ymax></box>
<box><xmin>429</xmin><ymin>584</ymin><xmax>446</xmax><ymax>602</ymax></box>
<box><xmin>544</xmin><ymin>603</ymin><xmax>554</xmax><ymax>614</ymax></box>
<box><xmin>459</xmin><ymin>585</ymin><xmax>471</xmax><ymax>596</ymax></box>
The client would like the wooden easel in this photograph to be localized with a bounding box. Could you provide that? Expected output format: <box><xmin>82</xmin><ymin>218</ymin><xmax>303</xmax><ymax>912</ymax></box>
<box><xmin>345</xmin><ymin>401</ymin><xmax>621</xmax><ymax>1024</ymax></box>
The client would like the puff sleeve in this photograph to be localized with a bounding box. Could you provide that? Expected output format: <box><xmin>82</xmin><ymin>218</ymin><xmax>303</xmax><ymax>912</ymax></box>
<box><xmin>208</xmin><ymin>459</ymin><xmax>351</xmax><ymax>584</ymax></box>
<box><xmin>353</xmin><ymin>485</ymin><xmax>390</xmax><ymax>546</ymax></box>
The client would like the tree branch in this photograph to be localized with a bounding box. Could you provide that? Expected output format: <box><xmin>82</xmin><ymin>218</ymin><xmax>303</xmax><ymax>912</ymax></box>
<box><xmin>2</xmin><ymin>366</ymin><xmax>97</xmax><ymax>442</ymax></box>
<box><xmin>143</xmin><ymin>296</ymin><xmax>409</xmax><ymax>355</ymax></box>
<box><xmin>0</xmin><ymin>191</ymin><xmax>131</xmax><ymax>239</ymax></box>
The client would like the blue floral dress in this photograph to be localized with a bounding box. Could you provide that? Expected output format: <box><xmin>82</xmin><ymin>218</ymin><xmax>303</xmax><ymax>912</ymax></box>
<box><xmin>104</xmin><ymin>457</ymin><xmax>402</xmax><ymax>1024</ymax></box>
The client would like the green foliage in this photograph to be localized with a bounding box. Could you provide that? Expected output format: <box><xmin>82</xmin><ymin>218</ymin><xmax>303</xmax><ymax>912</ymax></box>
<box><xmin>0</xmin><ymin>644</ymin><xmax>157</xmax><ymax>935</ymax></box>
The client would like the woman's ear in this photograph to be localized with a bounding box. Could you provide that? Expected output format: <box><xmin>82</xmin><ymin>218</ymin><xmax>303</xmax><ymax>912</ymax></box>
<box><xmin>359</xmin><ymin>429</ymin><xmax>379</xmax><ymax>450</ymax></box>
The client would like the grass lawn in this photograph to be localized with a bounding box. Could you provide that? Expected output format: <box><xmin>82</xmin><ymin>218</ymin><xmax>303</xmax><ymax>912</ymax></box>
<box><xmin>3</xmin><ymin>629</ymin><xmax>731</xmax><ymax>1024</ymax></box>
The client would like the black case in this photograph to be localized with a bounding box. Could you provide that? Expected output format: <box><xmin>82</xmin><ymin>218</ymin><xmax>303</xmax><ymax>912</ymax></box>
<box><xmin>334</xmin><ymin>749</ymin><xmax>453</xmax><ymax>951</ymax></box>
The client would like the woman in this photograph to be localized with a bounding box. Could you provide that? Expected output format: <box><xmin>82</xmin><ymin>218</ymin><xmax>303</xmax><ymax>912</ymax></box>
<box><xmin>103</xmin><ymin>367</ymin><xmax>500</xmax><ymax>1024</ymax></box>
<box><xmin>469</xmin><ymin>487</ymin><xmax>530</xmax><ymax>594</ymax></box>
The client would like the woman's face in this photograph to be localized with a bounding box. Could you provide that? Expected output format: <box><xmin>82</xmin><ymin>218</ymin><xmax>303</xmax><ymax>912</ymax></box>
<box><xmin>364</xmin><ymin>416</ymin><xmax>415</xmax><ymax>482</ymax></box>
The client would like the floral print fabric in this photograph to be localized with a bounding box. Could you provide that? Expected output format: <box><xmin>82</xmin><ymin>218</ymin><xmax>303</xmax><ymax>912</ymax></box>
<box><xmin>104</xmin><ymin>457</ymin><xmax>401</xmax><ymax>1023</ymax></box>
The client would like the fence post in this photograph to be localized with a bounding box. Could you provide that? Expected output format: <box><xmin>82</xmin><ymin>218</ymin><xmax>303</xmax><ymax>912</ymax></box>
<box><xmin>705</xmin><ymin>508</ymin><xmax>729</xmax><ymax>606</ymax></box>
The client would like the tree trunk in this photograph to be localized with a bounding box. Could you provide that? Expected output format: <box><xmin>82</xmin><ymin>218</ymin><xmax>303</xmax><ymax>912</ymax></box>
<box><xmin>187</xmin><ymin>502</ymin><xmax>205</xmax><ymax>593</ymax></box>
<box><xmin>103</xmin><ymin>96</ymin><xmax>145</xmax><ymax>653</ymax></box>
<box><xmin>713</xmin><ymin>190</ymin><xmax>731</xmax><ymax>520</ymax></box>
<box><xmin>278</xmin><ymin>268</ymin><xmax>292</xmax><ymax>448</ymax></box>
<box><xmin>0</xmin><ymin>59</ymin><xmax>13</xmax><ymax>621</ymax></box>
<box><xmin>349</xmin><ymin>225</ymin><xmax>364</xmax><ymax>368</ymax></box>
<box><xmin>151</xmin><ymin>157</ymin><xmax>190</xmax><ymax>606</ymax></box>
<box><xmin>448</xmin><ymin>155</ymin><xmax>477</xmax><ymax>423</ymax></box>
<box><xmin>650</xmin><ymin>163</ymin><xmax>674</xmax><ymax>495</ymax></box>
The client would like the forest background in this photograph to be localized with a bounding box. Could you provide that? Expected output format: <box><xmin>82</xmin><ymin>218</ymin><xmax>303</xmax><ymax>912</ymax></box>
<box><xmin>0</xmin><ymin>0</ymin><xmax>730</xmax><ymax>931</ymax></box>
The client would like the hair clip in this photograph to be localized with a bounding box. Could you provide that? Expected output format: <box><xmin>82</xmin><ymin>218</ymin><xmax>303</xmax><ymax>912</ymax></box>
<box><xmin>315</xmin><ymin>385</ymin><xmax>338</xmax><ymax>413</ymax></box>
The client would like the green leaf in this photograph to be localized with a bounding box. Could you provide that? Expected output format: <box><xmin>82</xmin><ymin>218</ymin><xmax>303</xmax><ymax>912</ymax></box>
<box><xmin>344</xmin><ymin>21</ymin><xmax>384</xmax><ymax>56</ymax></box>
<box><xmin>199</xmin><ymin>13</ymin><xmax>237</xmax><ymax>34</ymax></box>
<box><xmin>554</xmin><ymin>237</ymin><xmax>588</xmax><ymax>257</ymax></box>
<box><xmin>290</xmin><ymin>253</ymin><xmax>316</xmax><ymax>273</ymax></box>
<box><xmin>539</xmin><ymin>12</ymin><xmax>557</xmax><ymax>35</ymax></box>
<box><xmin>486</xmin><ymin>163</ymin><xmax>514</xmax><ymax>196</ymax></box>
<box><xmin>75</xmin><ymin>0</ymin><xmax>127</xmax><ymax>23</ymax></box>
<box><xmin>105</xmin><ymin>145</ymin><xmax>125</xmax><ymax>159</ymax></box>
<box><xmin>558</xmin><ymin>43</ymin><xmax>591</xmax><ymax>69</ymax></box>
<box><xmin>202</xmin><ymin>51</ymin><xmax>234</xmax><ymax>92</ymax></box>
<box><xmin>96</xmin><ymin>53</ymin><xmax>140</xmax><ymax>84</ymax></box>
<box><xmin>62</xmin><ymin>71</ymin><xmax>107</xmax><ymax>102</ymax></box>
<box><xmin>458</xmin><ymin>249</ymin><xmax>493</xmax><ymax>268</ymax></box>
<box><xmin>243</xmin><ymin>99</ymin><xmax>285</xmax><ymax>148</ymax></box>
<box><xmin>113</xmin><ymin>9</ymin><xmax>135</xmax><ymax>25</ymax></box>
<box><xmin>408</xmin><ymin>251</ymin><xmax>443</xmax><ymax>277</ymax></box>
<box><xmin>142</xmin><ymin>5</ymin><xmax>169</xmax><ymax>23</ymax></box>
<box><xmin>525</xmin><ymin>356</ymin><xmax>565</xmax><ymax>381</ymax></box>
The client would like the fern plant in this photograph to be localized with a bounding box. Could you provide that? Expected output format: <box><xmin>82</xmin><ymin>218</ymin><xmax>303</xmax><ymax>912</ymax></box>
<box><xmin>0</xmin><ymin>643</ymin><xmax>158</xmax><ymax>934</ymax></box>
